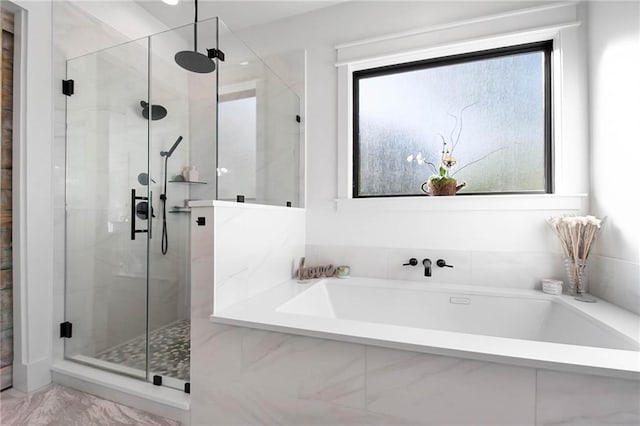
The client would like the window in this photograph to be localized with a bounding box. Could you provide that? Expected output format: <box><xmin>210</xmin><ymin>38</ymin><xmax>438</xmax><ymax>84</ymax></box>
<box><xmin>353</xmin><ymin>41</ymin><xmax>553</xmax><ymax>197</ymax></box>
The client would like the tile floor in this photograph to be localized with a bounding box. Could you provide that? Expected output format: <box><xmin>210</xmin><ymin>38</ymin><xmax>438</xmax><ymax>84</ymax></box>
<box><xmin>96</xmin><ymin>320</ymin><xmax>190</xmax><ymax>382</ymax></box>
<box><xmin>0</xmin><ymin>384</ymin><xmax>180</xmax><ymax>425</ymax></box>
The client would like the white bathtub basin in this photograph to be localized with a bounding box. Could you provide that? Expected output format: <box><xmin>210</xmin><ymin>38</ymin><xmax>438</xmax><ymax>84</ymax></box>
<box><xmin>276</xmin><ymin>280</ymin><xmax>638</xmax><ymax>351</ymax></box>
<box><xmin>212</xmin><ymin>277</ymin><xmax>640</xmax><ymax>378</ymax></box>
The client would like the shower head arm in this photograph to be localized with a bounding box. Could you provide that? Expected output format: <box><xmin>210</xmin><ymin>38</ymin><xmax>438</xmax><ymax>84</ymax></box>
<box><xmin>193</xmin><ymin>0</ymin><xmax>198</xmax><ymax>52</ymax></box>
<box><xmin>160</xmin><ymin>136</ymin><xmax>184</xmax><ymax>158</ymax></box>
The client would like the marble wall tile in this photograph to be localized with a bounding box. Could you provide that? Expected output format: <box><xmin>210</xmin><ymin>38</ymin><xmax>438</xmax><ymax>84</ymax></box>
<box><xmin>305</xmin><ymin>245</ymin><xmax>388</xmax><ymax>279</ymax></box>
<box><xmin>471</xmin><ymin>251</ymin><xmax>565</xmax><ymax>290</ymax></box>
<box><xmin>589</xmin><ymin>255</ymin><xmax>640</xmax><ymax>315</ymax></box>
<box><xmin>294</xmin><ymin>399</ymin><xmax>417</xmax><ymax>426</ymax></box>
<box><xmin>190</xmin><ymin>322</ymin><xmax>244</xmax><ymax>385</ymax></box>
<box><xmin>536</xmin><ymin>369</ymin><xmax>640</xmax><ymax>425</ymax></box>
<box><xmin>190</xmin><ymin>207</ymin><xmax>215</xmax><ymax>321</ymax></box>
<box><xmin>365</xmin><ymin>346</ymin><xmax>536</xmax><ymax>425</ymax></box>
<box><xmin>190</xmin><ymin>382</ymin><xmax>297</xmax><ymax>426</ymax></box>
<box><xmin>241</xmin><ymin>329</ymin><xmax>366</xmax><ymax>409</ymax></box>
<box><xmin>306</xmin><ymin>244</ymin><xmax>565</xmax><ymax>291</ymax></box>
<box><xmin>213</xmin><ymin>205</ymin><xmax>305</xmax><ymax>311</ymax></box>
<box><xmin>64</xmin><ymin>287</ymin><xmax>110</xmax><ymax>357</ymax></box>
<box><xmin>190</xmin><ymin>256</ymin><xmax>214</xmax><ymax>320</ymax></box>
<box><xmin>385</xmin><ymin>247</ymin><xmax>472</xmax><ymax>284</ymax></box>
<box><xmin>191</xmin><ymin>321</ymin><xmax>640</xmax><ymax>426</ymax></box>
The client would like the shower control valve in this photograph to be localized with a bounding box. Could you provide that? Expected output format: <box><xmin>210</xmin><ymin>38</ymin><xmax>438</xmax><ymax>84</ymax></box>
<box><xmin>403</xmin><ymin>258</ymin><xmax>418</xmax><ymax>266</ymax></box>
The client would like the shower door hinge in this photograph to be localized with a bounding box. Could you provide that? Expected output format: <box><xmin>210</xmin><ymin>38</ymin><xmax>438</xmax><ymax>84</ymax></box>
<box><xmin>207</xmin><ymin>48</ymin><xmax>225</xmax><ymax>61</ymax></box>
<box><xmin>62</xmin><ymin>79</ymin><xmax>74</xmax><ymax>96</ymax></box>
<box><xmin>184</xmin><ymin>383</ymin><xmax>190</xmax><ymax>394</ymax></box>
<box><xmin>60</xmin><ymin>321</ymin><xmax>73</xmax><ymax>338</ymax></box>
<box><xmin>296</xmin><ymin>115</ymin><xmax>301</xmax><ymax>123</ymax></box>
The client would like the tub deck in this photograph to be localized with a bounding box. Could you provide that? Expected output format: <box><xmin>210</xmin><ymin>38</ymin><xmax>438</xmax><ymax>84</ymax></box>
<box><xmin>211</xmin><ymin>277</ymin><xmax>640</xmax><ymax>379</ymax></box>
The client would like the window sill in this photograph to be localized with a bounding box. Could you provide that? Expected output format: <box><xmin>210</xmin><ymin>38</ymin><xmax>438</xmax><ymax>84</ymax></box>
<box><xmin>335</xmin><ymin>193</ymin><xmax>587</xmax><ymax>213</ymax></box>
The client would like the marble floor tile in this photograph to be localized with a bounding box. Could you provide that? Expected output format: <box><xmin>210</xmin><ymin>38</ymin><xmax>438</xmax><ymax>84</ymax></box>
<box><xmin>0</xmin><ymin>384</ymin><xmax>180</xmax><ymax>426</ymax></box>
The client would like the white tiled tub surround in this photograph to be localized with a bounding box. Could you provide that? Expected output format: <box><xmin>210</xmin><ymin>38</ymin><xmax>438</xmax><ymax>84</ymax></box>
<box><xmin>189</xmin><ymin>209</ymin><xmax>639</xmax><ymax>425</ymax></box>
<box><xmin>214</xmin><ymin>278</ymin><xmax>639</xmax><ymax>378</ymax></box>
<box><xmin>190</xmin><ymin>323</ymin><xmax>640</xmax><ymax>425</ymax></box>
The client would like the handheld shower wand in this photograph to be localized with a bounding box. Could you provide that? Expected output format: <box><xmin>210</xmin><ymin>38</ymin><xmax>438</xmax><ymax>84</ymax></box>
<box><xmin>160</xmin><ymin>136</ymin><xmax>184</xmax><ymax>255</ymax></box>
<box><xmin>161</xmin><ymin>136</ymin><xmax>184</xmax><ymax>158</ymax></box>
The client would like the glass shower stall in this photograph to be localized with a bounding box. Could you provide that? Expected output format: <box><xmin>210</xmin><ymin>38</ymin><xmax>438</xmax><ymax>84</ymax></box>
<box><xmin>62</xmin><ymin>17</ymin><xmax>302</xmax><ymax>390</ymax></box>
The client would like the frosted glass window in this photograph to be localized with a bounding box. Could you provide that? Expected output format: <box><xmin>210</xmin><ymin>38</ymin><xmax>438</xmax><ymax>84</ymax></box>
<box><xmin>353</xmin><ymin>41</ymin><xmax>552</xmax><ymax>197</ymax></box>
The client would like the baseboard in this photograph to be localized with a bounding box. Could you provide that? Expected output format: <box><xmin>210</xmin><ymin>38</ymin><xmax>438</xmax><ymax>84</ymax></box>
<box><xmin>12</xmin><ymin>357</ymin><xmax>52</xmax><ymax>393</ymax></box>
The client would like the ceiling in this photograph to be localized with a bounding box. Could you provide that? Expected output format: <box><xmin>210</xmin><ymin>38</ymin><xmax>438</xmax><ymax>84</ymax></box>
<box><xmin>135</xmin><ymin>0</ymin><xmax>342</xmax><ymax>32</ymax></box>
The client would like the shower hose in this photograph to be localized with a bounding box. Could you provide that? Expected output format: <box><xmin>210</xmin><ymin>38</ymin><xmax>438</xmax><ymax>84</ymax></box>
<box><xmin>161</xmin><ymin>154</ymin><xmax>169</xmax><ymax>255</ymax></box>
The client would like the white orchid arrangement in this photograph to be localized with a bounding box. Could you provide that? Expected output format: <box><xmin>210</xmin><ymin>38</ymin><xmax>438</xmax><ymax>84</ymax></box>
<box><xmin>406</xmin><ymin>102</ymin><xmax>503</xmax><ymax>181</ymax></box>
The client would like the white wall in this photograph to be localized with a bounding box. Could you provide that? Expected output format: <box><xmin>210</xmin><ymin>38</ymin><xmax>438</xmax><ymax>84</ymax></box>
<box><xmin>235</xmin><ymin>1</ymin><xmax>589</xmax><ymax>290</ymax></box>
<box><xmin>7</xmin><ymin>0</ymin><xmax>55</xmax><ymax>393</ymax></box>
<box><xmin>587</xmin><ymin>1</ymin><xmax>640</xmax><ymax>314</ymax></box>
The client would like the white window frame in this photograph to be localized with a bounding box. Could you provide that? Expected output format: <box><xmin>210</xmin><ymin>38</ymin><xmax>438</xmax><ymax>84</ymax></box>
<box><xmin>335</xmin><ymin>2</ymin><xmax>588</xmax><ymax>212</ymax></box>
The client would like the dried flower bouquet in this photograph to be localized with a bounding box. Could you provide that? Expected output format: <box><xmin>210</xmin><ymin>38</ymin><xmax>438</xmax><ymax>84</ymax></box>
<box><xmin>547</xmin><ymin>215</ymin><xmax>603</xmax><ymax>301</ymax></box>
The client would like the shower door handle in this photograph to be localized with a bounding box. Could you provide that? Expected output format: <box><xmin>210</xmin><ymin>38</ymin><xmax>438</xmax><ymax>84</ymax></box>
<box><xmin>131</xmin><ymin>188</ymin><xmax>149</xmax><ymax>240</ymax></box>
<box><xmin>148</xmin><ymin>191</ymin><xmax>153</xmax><ymax>240</ymax></box>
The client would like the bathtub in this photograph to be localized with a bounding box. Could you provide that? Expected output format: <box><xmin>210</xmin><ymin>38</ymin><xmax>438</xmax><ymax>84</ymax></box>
<box><xmin>212</xmin><ymin>277</ymin><xmax>640</xmax><ymax>379</ymax></box>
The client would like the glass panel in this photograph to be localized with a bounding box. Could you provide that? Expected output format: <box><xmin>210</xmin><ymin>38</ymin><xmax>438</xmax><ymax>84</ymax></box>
<box><xmin>64</xmin><ymin>38</ymin><xmax>150</xmax><ymax>379</ymax></box>
<box><xmin>218</xmin><ymin>21</ymin><xmax>303</xmax><ymax>207</ymax></box>
<box><xmin>356</xmin><ymin>50</ymin><xmax>547</xmax><ymax>196</ymax></box>
<box><xmin>146</xmin><ymin>18</ymin><xmax>218</xmax><ymax>389</ymax></box>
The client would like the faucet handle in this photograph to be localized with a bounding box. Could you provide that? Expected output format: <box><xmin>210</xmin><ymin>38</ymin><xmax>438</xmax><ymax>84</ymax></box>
<box><xmin>403</xmin><ymin>258</ymin><xmax>418</xmax><ymax>266</ymax></box>
<box><xmin>436</xmin><ymin>259</ymin><xmax>454</xmax><ymax>268</ymax></box>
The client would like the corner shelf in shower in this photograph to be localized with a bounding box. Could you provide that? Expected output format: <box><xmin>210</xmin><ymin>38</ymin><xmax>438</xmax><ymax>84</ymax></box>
<box><xmin>168</xmin><ymin>180</ymin><xmax>207</xmax><ymax>184</ymax></box>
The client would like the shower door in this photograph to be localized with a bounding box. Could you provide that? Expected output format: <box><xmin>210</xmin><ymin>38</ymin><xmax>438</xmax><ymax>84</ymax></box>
<box><xmin>64</xmin><ymin>38</ymin><xmax>151</xmax><ymax>380</ymax></box>
<box><xmin>63</xmin><ymin>19</ymin><xmax>220</xmax><ymax>389</ymax></box>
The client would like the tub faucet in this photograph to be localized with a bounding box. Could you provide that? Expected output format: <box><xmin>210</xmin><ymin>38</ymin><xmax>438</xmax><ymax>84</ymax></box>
<box><xmin>422</xmin><ymin>258</ymin><xmax>432</xmax><ymax>277</ymax></box>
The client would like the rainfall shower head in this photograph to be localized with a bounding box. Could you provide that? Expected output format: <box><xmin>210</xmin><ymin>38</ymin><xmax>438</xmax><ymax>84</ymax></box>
<box><xmin>161</xmin><ymin>136</ymin><xmax>184</xmax><ymax>158</ymax></box>
<box><xmin>175</xmin><ymin>0</ymin><xmax>215</xmax><ymax>74</ymax></box>
<box><xmin>175</xmin><ymin>50</ymin><xmax>216</xmax><ymax>74</ymax></box>
<box><xmin>140</xmin><ymin>101</ymin><xmax>167</xmax><ymax>120</ymax></box>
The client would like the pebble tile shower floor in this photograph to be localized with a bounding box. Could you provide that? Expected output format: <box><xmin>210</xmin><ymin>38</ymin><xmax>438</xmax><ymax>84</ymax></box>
<box><xmin>96</xmin><ymin>320</ymin><xmax>190</xmax><ymax>381</ymax></box>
